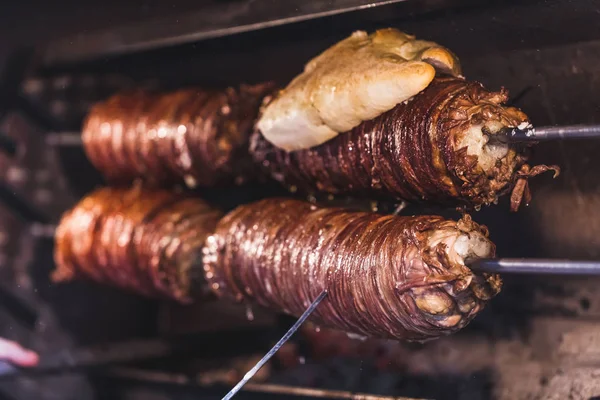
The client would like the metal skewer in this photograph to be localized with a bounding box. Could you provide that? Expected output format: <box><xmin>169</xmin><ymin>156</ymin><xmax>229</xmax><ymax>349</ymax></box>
<box><xmin>29</xmin><ymin>222</ymin><xmax>57</xmax><ymax>238</ymax></box>
<box><xmin>28</xmin><ymin>222</ymin><xmax>600</xmax><ymax>277</ymax></box>
<box><xmin>469</xmin><ymin>258</ymin><xmax>600</xmax><ymax>275</ymax></box>
<box><xmin>45</xmin><ymin>124</ymin><xmax>600</xmax><ymax>146</ymax></box>
<box><xmin>501</xmin><ymin>124</ymin><xmax>600</xmax><ymax>142</ymax></box>
<box><xmin>45</xmin><ymin>123</ymin><xmax>600</xmax><ymax>148</ymax></box>
<box><xmin>222</xmin><ymin>290</ymin><xmax>327</xmax><ymax>400</ymax></box>
<box><xmin>45</xmin><ymin>132</ymin><xmax>82</xmax><ymax>146</ymax></box>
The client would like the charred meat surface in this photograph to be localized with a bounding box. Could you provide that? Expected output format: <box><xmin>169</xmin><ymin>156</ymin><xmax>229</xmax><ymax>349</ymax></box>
<box><xmin>81</xmin><ymin>77</ymin><xmax>557</xmax><ymax>210</ymax></box>
<box><xmin>204</xmin><ymin>198</ymin><xmax>501</xmax><ymax>342</ymax></box>
<box><xmin>252</xmin><ymin>77</ymin><xmax>558</xmax><ymax>210</ymax></box>
<box><xmin>53</xmin><ymin>186</ymin><xmax>222</xmax><ymax>303</ymax></box>
<box><xmin>82</xmin><ymin>83</ymin><xmax>273</xmax><ymax>188</ymax></box>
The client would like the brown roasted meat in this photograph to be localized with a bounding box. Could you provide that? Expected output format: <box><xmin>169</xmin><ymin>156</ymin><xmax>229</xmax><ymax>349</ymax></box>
<box><xmin>82</xmin><ymin>83</ymin><xmax>273</xmax><ymax>187</ymax></box>
<box><xmin>53</xmin><ymin>186</ymin><xmax>222</xmax><ymax>303</ymax></box>
<box><xmin>203</xmin><ymin>198</ymin><xmax>502</xmax><ymax>342</ymax></box>
<box><xmin>81</xmin><ymin>76</ymin><xmax>557</xmax><ymax>210</ymax></box>
<box><xmin>252</xmin><ymin>77</ymin><xmax>559</xmax><ymax>210</ymax></box>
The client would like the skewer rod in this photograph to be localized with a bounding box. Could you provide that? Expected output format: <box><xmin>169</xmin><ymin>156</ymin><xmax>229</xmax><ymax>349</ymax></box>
<box><xmin>505</xmin><ymin>124</ymin><xmax>600</xmax><ymax>142</ymax></box>
<box><xmin>29</xmin><ymin>223</ymin><xmax>57</xmax><ymax>238</ymax></box>
<box><xmin>45</xmin><ymin>132</ymin><xmax>82</xmax><ymax>146</ymax></box>
<box><xmin>33</xmin><ymin>219</ymin><xmax>600</xmax><ymax>277</ymax></box>
<box><xmin>43</xmin><ymin>123</ymin><xmax>600</xmax><ymax>148</ymax></box>
<box><xmin>469</xmin><ymin>258</ymin><xmax>600</xmax><ymax>275</ymax></box>
<box><xmin>28</xmin><ymin>218</ymin><xmax>600</xmax><ymax>277</ymax></box>
<box><xmin>222</xmin><ymin>290</ymin><xmax>327</xmax><ymax>400</ymax></box>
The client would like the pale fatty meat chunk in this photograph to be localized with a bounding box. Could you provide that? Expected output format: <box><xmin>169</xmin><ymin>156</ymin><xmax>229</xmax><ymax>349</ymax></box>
<box><xmin>257</xmin><ymin>28</ymin><xmax>462</xmax><ymax>151</ymax></box>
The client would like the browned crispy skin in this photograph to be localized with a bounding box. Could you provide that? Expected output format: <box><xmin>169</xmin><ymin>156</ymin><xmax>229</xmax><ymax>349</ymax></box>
<box><xmin>82</xmin><ymin>83</ymin><xmax>273</xmax><ymax>187</ymax></box>
<box><xmin>53</xmin><ymin>187</ymin><xmax>222</xmax><ymax>303</ymax></box>
<box><xmin>82</xmin><ymin>77</ymin><xmax>556</xmax><ymax>209</ymax></box>
<box><xmin>251</xmin><ymin>77</ymin><xmax>555</xmax><ymax>209</ymax></box>
<box><xmin>204</xmin><ymin>198</ymin><xmax>502</xmax><ymax>342</ymax></box>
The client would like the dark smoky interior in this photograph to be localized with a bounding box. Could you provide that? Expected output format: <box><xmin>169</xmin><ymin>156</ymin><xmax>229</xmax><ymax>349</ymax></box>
<box><xmin>1</xmin><ymin>1</ymin><xmax>600</xmax><ymax>399</ymax></box>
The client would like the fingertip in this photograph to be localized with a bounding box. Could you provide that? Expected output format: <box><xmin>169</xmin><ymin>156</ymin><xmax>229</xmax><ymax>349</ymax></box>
<box><xmin>20</xmin><ymin>350</ymin><xmax>39</xmax><ymax>367</ymax></box>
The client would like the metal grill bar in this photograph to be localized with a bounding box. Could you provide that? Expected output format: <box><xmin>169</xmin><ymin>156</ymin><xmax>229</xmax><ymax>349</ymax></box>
<box><xmin>0</xmin><ymin>338</ymin><xmax>174</xmax><ymax>381</ymax></box>
<box><xmin>243</xmin><ymin>383</ymin><xmax>430</xmax><ymax>399</ymax></box>
<box><xmin>40</xmin><ymin>0</ymin><xmax>413</xmax><ymax>65</ymax></box>
<box><xmin>105</xmin><ymin>367</ymin><xmax>430</xmax><ymax>400</ymax></box>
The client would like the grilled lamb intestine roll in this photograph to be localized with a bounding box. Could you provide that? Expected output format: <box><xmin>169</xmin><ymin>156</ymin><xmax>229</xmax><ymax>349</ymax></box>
<box><xmin>203</xmin><ymin>198</ymin><xmax>502</xmax><ymax>342</ymax></box>
<box><xmin>53</xmin><ymin>186</ymin><xmax>222</xmax><ymax>303</ymax></box>
<box><xmin>82</xmin><ymin>83</ymin><xmax>273</xmax><ymax>188</ymax></box>
<box><xmin>252</xmin><ymin>76</ymin><xmax>558</xmax><ymax>211</ymax></box>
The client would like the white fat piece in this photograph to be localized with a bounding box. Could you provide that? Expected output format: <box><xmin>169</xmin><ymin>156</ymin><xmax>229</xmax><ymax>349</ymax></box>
<box><xmin>428</xmin><ymin>227</ymin><xmax>493</xmax><ymax>267</ymax></box>
<box><xmin>458</xmin><ymin>120</ymin><xmax>512</xmax><ymax>173</ymax></box>
<box><xmin>258</xmin><ymin>28</ymin><xmax>462</xmax><ymax>152</ymax></box>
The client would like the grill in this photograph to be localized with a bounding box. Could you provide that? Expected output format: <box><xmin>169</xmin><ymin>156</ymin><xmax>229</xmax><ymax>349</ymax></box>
<box><xmin>1</xmin><ymin>1</ymin><xmax>600</xmax><ymax>399</ymax></box>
